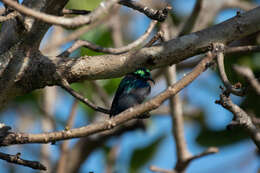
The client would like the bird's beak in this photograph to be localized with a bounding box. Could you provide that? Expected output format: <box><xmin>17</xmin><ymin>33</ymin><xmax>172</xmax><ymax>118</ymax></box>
<box><xmin>148</xmin><ymin>78</ymin><xmax>155</xmax><ymax>84</ymax></box>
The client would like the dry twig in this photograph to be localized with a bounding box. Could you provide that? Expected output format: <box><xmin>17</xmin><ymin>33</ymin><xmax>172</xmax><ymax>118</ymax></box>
<box><xmin>59</xmin><ymin>78</ymin><xmax>110</xmax><ymax>114</ymax></box>
<box><xmin>62</xmin><ymin>9</ymin><xmax>91</xmax><ymax>15</ymax></box>
<box><xmin>233</xmin><ymin>65</ymin><xmax>260</xmax><ymax>95</ymax></box>
<box><xmin>0</xmin><ymin>152</ymin><xmax>46</xmax><ymax>170</ymax></box>
<box><xmin>150</xmin><ymin>165</ymin><xmax>175</xmax><ymax>173</ymax></box>
<box><xmin>59</xmin><ymin>20</ymin><xmax>157</xmax><ymax>56</ymax></box>
<box><xmin>225</xmin><ymin>45</ymin><xmax>260</xmax><ymax>54</ymax></box>
<box><xmin>0</xmin><ymin>11</ymin><xmax>19</xmax><ymax>22</ymax></box>
<box><xmin>2</xmin><ymin>0</ymin><xmax>119</xmax><ymax>27</ymax></box>
<box><xmin>119</xmin><ymin>0</ymin><xmax>171</xmax><ymax>22</ymax></box>
<box><xmin>216</xmin><ymin>90</ymin><xmax>260</xmax><ymax>150</ymax></box>
<box><xmin>2</xmin><ymin>0</ymin><xmax>170</xmax><ymax>27</ymax></box>
<box><xmin>216</xmin><ymin>44</ymin><xmax>245</xmax><ymax>96</ymax></box>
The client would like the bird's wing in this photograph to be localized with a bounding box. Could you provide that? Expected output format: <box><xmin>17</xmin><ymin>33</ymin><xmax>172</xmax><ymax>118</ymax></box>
<box><xmin>110</xmin><ymin>76</ymin><xmax>134</xmax><ymax>116</ymax></box>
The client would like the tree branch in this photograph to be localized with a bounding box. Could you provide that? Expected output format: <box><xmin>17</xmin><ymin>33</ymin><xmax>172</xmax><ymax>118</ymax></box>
<box><xmin>216</xmin><ymin>90</ymin><xmax>260</xmax><ymax>150</ymax></box>
<box><xmin>150</xmin><ymin>165</ymin><xmax>175</xmax><ymax>173</ymax></box>
<box><xmin>0</xmin><ymin>51</ymin><xmax>216</xmax><ymax>146</ymax></box>
<box><xmin>178</xmin><ymin>0</ymin><xmax>203</xmax><ymax>36</ymax></box>
<box><xmin>216</xmin><ymin>44</ymin><xmax>245</xmax><ymax>96</ymax></box>
<box><xmin>62</xmin><ymin>9</ymin><xmax>91</xmax><ymax>15</ymax></box>
<box><xmin>59</xmin><ymin>20</ymin><xmax>157</xmax><ymax>56</ymax></box>
<box><xmin>2</xmin><ymin>7</ymin><xmax>260</xmax><ymax>108</ymax></box>
<box><xmin>1</xmin><ymin>0</ymin><xmax>120</xmax><ymax>28</ymax></box>
<box><xmin>59</xmin><ymin>78</ymin><xmax>110</xmax><ymax>114</ymax></box>
<box><xmin>162</xmin><ymin>20</ymin><xmax>190</xmax><ymax>172</ymax></box>
<box><xmin>225</xmin><ymin>45</ymin><xmax>260</xmax><ymax>54</ymax></box>
<box><xmin>2</xmin><ymin>0</ymin><xmax>170</xmax><ymax>28</ymax></box>
<box><xmin>233</xmin><ymin>65</ymin><xmax>260</xmax><ymax>95</ymax></box>
<box><xmin>0</xmin><ymin>152</ymin><xmax>46</xmax><ymax>170</ymax></box>
<box><xmin>118</xmin><ymin>0</ymin><xmax>171</xmax><ymax>22</ymax></box>
<box><xmin>0</xmin><ymin>11</ymin><xmax>19</xmax><ymax>22</ymax></box>
<box><xmin>64</xmin><ymin>119</ymin><xmax>145</xmax><ymax>173</ymax></box>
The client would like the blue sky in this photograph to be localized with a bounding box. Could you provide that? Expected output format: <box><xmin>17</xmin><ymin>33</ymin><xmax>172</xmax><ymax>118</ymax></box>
<box><xmin>0</xmin><ymin>0</ymin><xmax>259</xmax><ymax>173</ymax></box>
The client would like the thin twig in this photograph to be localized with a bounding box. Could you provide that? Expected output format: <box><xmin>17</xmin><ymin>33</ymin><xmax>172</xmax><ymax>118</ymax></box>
<box><xmin>46</xmin><ymin>10</ymin><xmax>113</xmax><ymax>54</ymax></box>
<box><xmin>225</xmin><ymin>45</ymin><xmax>260</xmax><ymax>54</ymax></box>
<box><xmin>216</xmin><ymin>44</ymin><xmax>245</xmax><ymax>96</ymax></box>
<box><xmin>216</xmin><ymin>90</ymin><xmax>260</xmax><ymax>150</ymax></box>
<box><xmin>62</xmin><ymin>9</ymin><xmax>91</xmax><ymax>15</ymax></box>
<box><xmin>59</xmin><ymin>20</ymin><xmax>157</xmax><ymax>56</ymax></box>
<box><xmin>119</xmin><ymin>0</ymin><xmax>172</xmax><ymax>22</ymax></box>
<box><xmin>2</xmin><ymin>0</ymin><xmax>119</xmax><ymax>28</ymax></box>
<box><xmin>233</xmin><ymin>65</ymin><xmax>260</xmax><ymax>95</ymax></box>
<box><xmin>150</xmin><ymin>165</ymin><xmax>175</xmax><ymax>173</ymax></box>
<box><xmin>59</xmin><ymin>78</ymin><xmax>110</xmax><ymax>114</ymax></box>
<box><xmin>1</xmin><ymin>0</ymin><xmax>171</xmax><ymax>27</ymax></box>
<box><xmin>186</xmin><ymin>147</ymin><xmax>219</xmax><ymax>162</ymax></box>
<box><xmin>0</xmin><ymin>152</ymin><xmax>46</xmax><ymax>170</ymax></box>
<box><xmin>0</xmin><ymin>51</ymin><xmax>217</xmax><ymax>146</ymax></box>
<box><xmin>0</xmin><ymin>11</ymin><xmax>19</xmax><ymax>22</ymax></box>
<box><xmin>144</xmin><ymin>30</ymin><xmax>164</xmax><ymax>47</ymax></box>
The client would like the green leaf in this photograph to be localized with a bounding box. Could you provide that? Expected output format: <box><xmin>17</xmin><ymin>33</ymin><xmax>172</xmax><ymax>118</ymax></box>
<box><xmin>129</xmin><ymin>135</ymin><xmax>165</xmax><ymax>173</ymax></box>
<box><xmin>103</xmin><ymin>78</ymin><xmax>122</xmax><ymax>95</ymax></box>
<box><xmin>196</xmin><ymin>127</ymin><xmax>248</xmax><ymax>147</ymax></box>
<box><xmin>80</xmin><ymin>27</ymin><xmax>113</xmax><ymax>56</ymax></box>
<box><xmin>70</xmin><ymin>82</ymin><xmax>95</xmax><ymax>116</ymax></box>
<box><xmin>66</xmin><ymin>0</ymin><xmax>102</xmax><ymax>11</ymax></box>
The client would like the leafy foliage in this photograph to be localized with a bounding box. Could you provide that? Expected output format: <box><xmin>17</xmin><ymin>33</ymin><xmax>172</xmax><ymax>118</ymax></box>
<box><xmin>129</xmin><ymin>135</ymin><xmax>165</xmax><ymax>173</ymax></box>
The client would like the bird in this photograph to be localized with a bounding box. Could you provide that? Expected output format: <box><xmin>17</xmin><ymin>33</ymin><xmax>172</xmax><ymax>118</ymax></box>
<box><xmin>110</xmin><ymin>68</ymin><xmax>154</xmax><ymax>118</ymax></box>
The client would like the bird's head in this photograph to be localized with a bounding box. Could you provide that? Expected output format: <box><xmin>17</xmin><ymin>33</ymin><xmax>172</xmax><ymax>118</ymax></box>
<box><xmin>132</xmin><ymin>68</ymin><xmax>155</xmax><ymax>84</ymax></box>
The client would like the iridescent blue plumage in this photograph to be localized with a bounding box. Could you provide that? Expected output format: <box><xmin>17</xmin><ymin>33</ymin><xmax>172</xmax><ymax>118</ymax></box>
<box><xmin>110</xmin><ymin>68</ymin><xmax>154</xmax><ymax>117</ymax></box>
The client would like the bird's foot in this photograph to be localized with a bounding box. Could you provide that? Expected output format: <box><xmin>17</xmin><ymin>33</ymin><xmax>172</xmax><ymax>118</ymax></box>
<box><xmin>138</xmin><ymin>113</ymin><xmax>151</xmax><ymax>119</ymax></box>
<box><xmin>107</xmin><ymin>119</ymin><xmax>116</xmax><ymax>129</ymax></box>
